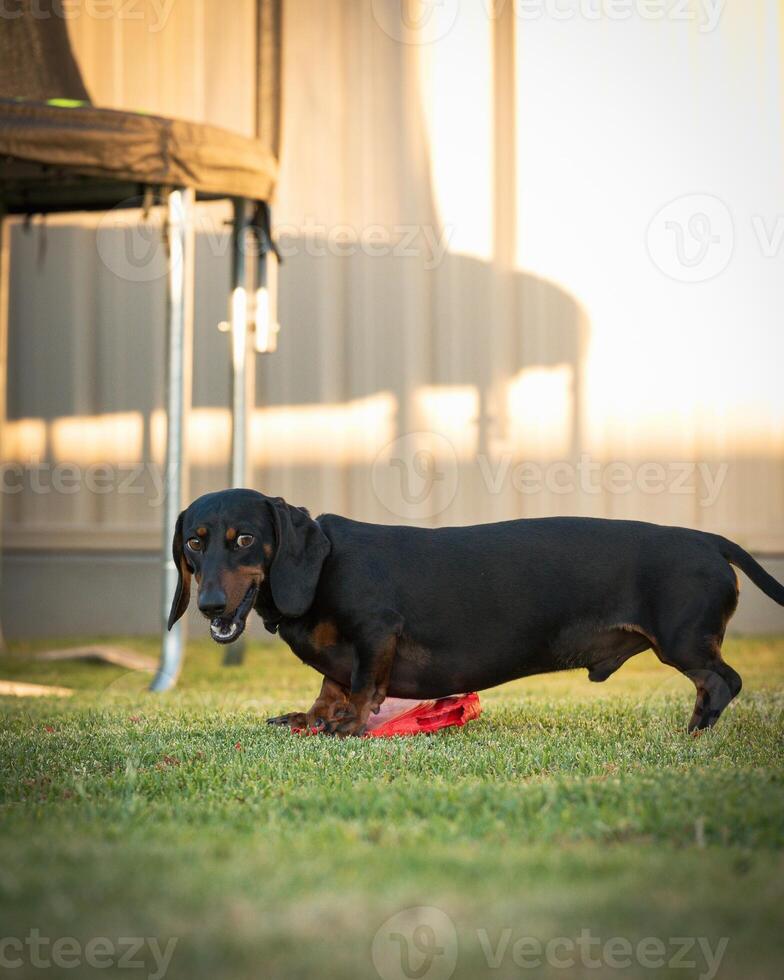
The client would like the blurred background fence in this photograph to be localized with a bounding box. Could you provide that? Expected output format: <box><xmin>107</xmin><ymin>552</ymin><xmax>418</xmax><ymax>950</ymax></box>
<box><xmin>2</xmin><ymin>0</ymin><xmax>783</xmax><ymax>636</ymax></box>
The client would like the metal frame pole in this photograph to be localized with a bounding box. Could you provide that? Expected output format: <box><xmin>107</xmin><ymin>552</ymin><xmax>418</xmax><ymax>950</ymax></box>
<box><xmin>151</xmin><ymin>187</ymin><xmax>195</xmax><ymax>692</ymax></box>
<box><xmin>230</xmin><ymin>198</ymin><xmax>253</xmax><ymax>490</ymax></box>
<box><xmin>224</xmin><ymin>198</ymin><xmax>253</xmax><ymax>666</ymax></box>
<box><xmin>0</xmin><ymin>211</ymin><xmax>10</xmax><ymax>651</ymax></box>
<box><xmin>253</xmin><ymin>202</ymin><xmax>279</xmax><ymax>354</ymax></box>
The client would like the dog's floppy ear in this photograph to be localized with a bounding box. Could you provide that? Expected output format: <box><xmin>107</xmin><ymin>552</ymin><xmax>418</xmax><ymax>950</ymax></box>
<box><xmin>267</xmin><ymin>497</ymin><xmax>331</xmax><ymax>618</ymax></box>
<box><xmin>167</xmin><ymin>510</ymin><xmax>193</xmax><ymax>630</ymax></box>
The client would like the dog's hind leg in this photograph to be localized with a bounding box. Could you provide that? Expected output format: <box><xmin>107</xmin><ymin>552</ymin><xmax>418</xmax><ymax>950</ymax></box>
<box><xmin>655</xmin><ymin>590</ymin><xmax>742</xmax><ymax>732</ymax></box>
<box><xmin>663</xmin><ymin>638</ymin><xmax>742</xmax><ymax>732</ymax></box>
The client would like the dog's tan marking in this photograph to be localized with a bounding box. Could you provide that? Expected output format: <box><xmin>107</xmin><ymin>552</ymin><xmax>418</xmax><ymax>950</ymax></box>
<box><xmin>268</xmin><ymin>678</ymin><xmax>349</xmax><ymax>731</ymax></box>
<box><xmin>225</xmin><ymin>527</ymin><xmax>237</xmax><ymax>542</ymax></box>
<box><xmin>236</xmin><ymin>563</ymin><xmax>263</xmax><ymax>580</ymax></box>
<box><xmin>309</xmin><ymin>677</ymin><xmax>349</xmax><ymax>723</ymax></box>
<box><xmin>311</xmin><ymin>620</ymin><xmax>339</xmax><ymax>650</ymax></box>
<box><xmin>218</xmin><ymin>565</ymin><xmax>262</xmax><ymax>615</ymax></box>
<box><xmin>196</xmin><ymin>527</ymin><xmax>207</xmax><ymax>537</ymax></box>
<box><xmin>263</xmin><ymin>543</ymin><xmax>273</xmax><ymax>558</ymax></box>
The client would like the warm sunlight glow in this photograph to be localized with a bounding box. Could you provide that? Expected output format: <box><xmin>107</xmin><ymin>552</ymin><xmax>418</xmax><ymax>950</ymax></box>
<box><xmin>514</xmin><ymin>6</ymin><xmax>784</xmax><ymax>462</ymax></box>
<box><xmin>188</xmin><ymin>409</ymin><xmax>232</xmax><ymax>467</ymax></box>
<box><xmin>2</xmin><ymin>418</ymin><xmax>47</xmax><ymax>462</ymax></box>
<box><xmin>505</xmin><ymin>366</ymin><xmax>573</xmax><ymax>459</ymax></box>
<box><xmin>50</xmin><ymin>413</ymin><xmax>143</xmax><ymax>465</ymax></box>
<box><xmin>414</xmin><ymin>385</ymin><xmax>479</xmax><ymax>460</ymax></box>
<box><xmin>151</xmin><ymin>409</ymin><xmax>167</xmax><ymax>466</ymax></box>
<box><xmin>11</xmin><ymin>398</ymin><xmax>397</xmax><ymax>472</ymax></box>
<box><xmin>417</xmin><ymin>1</ymin><xmax>493</xmax><ymax>260</ymax></box>
<box><xmin>251</xmin><ymin>393</ymin><xmax>397</xmax><ymax>466</ymax></box>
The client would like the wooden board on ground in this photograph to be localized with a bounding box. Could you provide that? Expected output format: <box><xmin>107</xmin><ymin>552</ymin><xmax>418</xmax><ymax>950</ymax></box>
<box><xmin>34</xmin><ymin>646</ymin><xmax>156</xmax><ymax>671</ymax></box>
<box><xmin>0</xmin><ymin>680</ymin><xmax>72</xmax><ymax>698</ymax></box>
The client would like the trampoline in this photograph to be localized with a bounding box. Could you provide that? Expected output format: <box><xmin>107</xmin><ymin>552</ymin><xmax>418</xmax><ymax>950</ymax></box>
<box><xmin>0</xmin><ymin>0</ymin><xmax>283</xmax><ymax>689</ymax></box>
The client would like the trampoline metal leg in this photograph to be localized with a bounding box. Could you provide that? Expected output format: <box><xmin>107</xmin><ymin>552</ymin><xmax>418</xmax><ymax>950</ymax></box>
<box><xmin>0</xmin><ymin>212</ymin><xmax>9</xmax><ymax>651</ymax></box>
<box><xmin>152</xmin><ymin>188</ymin><xmax>195</xmax><ymax>692</ymax></box>
<box><xmin>224</xmin><ymin>198</ymin><xmax>253</xmax><ymax>667</ymax></box>
<box><xmin>230</xmin><ymin>198</ymin><xmax>253</xmax><ymax>491</ymax></box>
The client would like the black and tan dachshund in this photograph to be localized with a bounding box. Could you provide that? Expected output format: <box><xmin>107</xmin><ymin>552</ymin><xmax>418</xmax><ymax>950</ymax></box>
<box><xmin>167</xmin><ymin>489</ymin><xmax>784</xmax><ymax>736</ymax></box>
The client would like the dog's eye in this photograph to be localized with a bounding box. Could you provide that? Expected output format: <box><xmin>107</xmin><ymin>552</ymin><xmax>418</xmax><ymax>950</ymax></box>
<box><xmin>186</xmin><ymin>538</ymin><xmax>202</xmax><ymax>552</ymax></box>
<box><xmin>237</xmin><ymin>534</ymin><xmax>254</xmax><ymax>549</ymax></box>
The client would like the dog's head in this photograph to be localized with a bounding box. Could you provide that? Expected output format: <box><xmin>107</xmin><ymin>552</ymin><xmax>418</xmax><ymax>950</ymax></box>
<box><xmin>167</xmin><ymin>489</ymin><xmax>331</xmax><ymax>644</ymax></box>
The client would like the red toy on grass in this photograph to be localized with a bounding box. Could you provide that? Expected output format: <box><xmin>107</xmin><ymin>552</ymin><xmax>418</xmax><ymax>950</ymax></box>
<box><xmin>366</xmin><ymin>692</ymin><xmax>481</xmax><ymax>737</ymax></box>
<box><xmin>295</xmin><ymin>693</ymin><xmax>481</xmax><ymax>738</ymax></box>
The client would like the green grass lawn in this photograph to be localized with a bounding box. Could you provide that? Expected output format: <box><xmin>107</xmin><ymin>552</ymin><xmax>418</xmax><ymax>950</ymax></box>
<box><xmin>1</xmin><ymin>634</ymin><xmax>782</xmax><ymax>979</ymax></box>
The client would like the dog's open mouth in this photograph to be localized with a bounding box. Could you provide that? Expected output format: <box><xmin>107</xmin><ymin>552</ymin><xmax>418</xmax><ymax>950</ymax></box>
<box><xmin>209</xmin><ymin>583</ymin><xmax>258</xmax><ymax>645</ymax></box>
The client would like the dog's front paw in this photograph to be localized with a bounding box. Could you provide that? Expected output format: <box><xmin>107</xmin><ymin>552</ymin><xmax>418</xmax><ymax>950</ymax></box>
<box><xmin>322</xmin><ymin>719</ymin><xmax>367</xmax><ymax>737</ymax></box>
<box><xmin>266</xmin><ymin>712</ymin><xmax>309</xmax><ymax>729</ymax></box>
<box><xmin>321</xmin><ymin>706</ymin><xmax>367</xmax><ymax>738</ymax></box>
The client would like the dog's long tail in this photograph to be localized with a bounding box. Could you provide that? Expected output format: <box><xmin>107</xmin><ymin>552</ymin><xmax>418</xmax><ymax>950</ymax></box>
<box><xmin>708</xmin><ymin>534</ymin><xmax>784</xmax><ymax>605</ymax></box>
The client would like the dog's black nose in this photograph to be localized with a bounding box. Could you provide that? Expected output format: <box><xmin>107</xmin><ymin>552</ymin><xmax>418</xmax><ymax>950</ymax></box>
<box><xmin>198</xmin><ymin>589</ymin><xmax>227</xmax><ymax>617</ymax></box>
